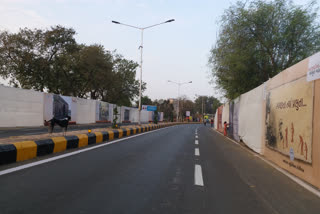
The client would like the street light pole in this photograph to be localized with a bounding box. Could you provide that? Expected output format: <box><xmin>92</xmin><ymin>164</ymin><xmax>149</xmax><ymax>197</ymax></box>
<box><xmin>138</xmin><ymin>29</ymin><xmax>143</xmax><ymax>124</ymax></box>
<box><xmin>112</xmin><ymin>19</ymin><xmax>175</xmax><ymax>125</ymax></box>
<box><xmin>202</xmin><ymin>96</ymin><xmax>204</xmax><ymax>116</ymax></box>
<box><xmin>168</xmin><ymin>80</ymin><xmax>192</xmax><ymax>122</ymax></box>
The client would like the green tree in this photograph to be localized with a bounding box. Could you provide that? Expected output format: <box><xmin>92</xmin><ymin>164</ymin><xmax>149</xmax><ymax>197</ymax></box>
<box><xmin>106</xmin><ymin>53</ymin><xmax>145</xmax><ymax>106</ymax></box>
<box><xmin>135</xmin><ymin>95</ymin><xmax>153</xmax><ymax>107</ymax></box>
<box><xmin>0</xmin><ymin>26</ymin><xmax>144</xmax><ymax>106</ymax></box>
<box><xmin>0</xmin><ymin>26</ymin><xmax>78</xmax><ymax>91</ymax></box>
<box><xmin>209</xmin><ymin>0</ymin><xmax>320</xmax><ymax>99</ymax></box>
<box><xmin>47</xmin><ymin>44</ymin><xmax>113</xmax><ymax>98</ymax></box>
<box><xmin>179</xmin><ymin>98</ymin><xmax>195</xmax><ymax>117</ymax></box>
<box><xmin>194</xmin><ymin>96</ymin><xmax>221</xmax><ymax>114</ymax></box>
<box><xmin>154</xmin><ymin>99</ymin><xmax>175</xmax><ymax>121</ymax></box>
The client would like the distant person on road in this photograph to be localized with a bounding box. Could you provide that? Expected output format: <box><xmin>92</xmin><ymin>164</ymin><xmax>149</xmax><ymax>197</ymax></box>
<box><xmin>210</xmin><ymin>119</ymin><xmax>214</xmax><ymax>127</ymax></box>
<box><xmin>204</xmin><ymin>119</ymin><xmax>206</xmax><ymax>126</ymax></box>
<box><xmin>224</xmin><ymin>121</ymin><xmax>229</xmax><ymax>136</ymax></box>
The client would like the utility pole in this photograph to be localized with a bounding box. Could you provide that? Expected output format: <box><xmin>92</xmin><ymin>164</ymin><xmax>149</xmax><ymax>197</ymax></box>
<box><xmin>168</xmin><ymin>80</ymin><xmax>192</xmax><ymax>122</ymax></box>
<box><xmin>112</xmin><ymin>19</ymin><xmax>175</xmax><ymax>124</ymax></box>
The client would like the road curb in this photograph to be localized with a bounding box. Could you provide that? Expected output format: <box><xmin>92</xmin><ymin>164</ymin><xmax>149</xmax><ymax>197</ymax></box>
<box><xmin>0</xmin><ymin>122</ymin><xmax>199</xmax><ymax>165</ymax></box>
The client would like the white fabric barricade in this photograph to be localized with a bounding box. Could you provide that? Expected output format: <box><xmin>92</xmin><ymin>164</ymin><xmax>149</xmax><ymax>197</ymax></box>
<box><xmin>96</xmin><ymin>101</ymin><xmax>111</xmax><ymax>122</ymax></box>
<box><xmin>76</xmin><ymin>98</ymin><xmax>96</xmax><ymax>124</ymax></box>
<box><xmin>129</xmin><ymin>108</ymin><xmax>139</xmax><ymax>123</ymax></box>
<box><xmin>221</xmin><ymin>103</ymin><xmax>229</xmax><ymax>125</ymax></box>
<box><xmin>232</xmin><ymin>97</ymin><xmax>240</xmax><ymax>141</ymax></box>
<box><xmin>140</xmin><ymin>110</ymin><xmax>149</xmax><ymax>123</ymax></box>
<box><xmin>238</xmin><ymin>84</ymin><xmax>264</xmax><ymax>154</ymax></box>
<box><xmin>0</xmin><ymin>85</ymin><xmax>44</xmax><ymax>127</ymax></box>
<box><xmin>214</xmin><ymin>110</ymin><xmax>218</xmax><ymax>129</ymax></box>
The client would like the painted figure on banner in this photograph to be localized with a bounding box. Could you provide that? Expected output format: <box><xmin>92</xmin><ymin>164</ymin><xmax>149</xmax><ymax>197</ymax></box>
<box><xmin>265</xmin><ymin>77</ymin><xmax>313</xmax><ymax>163</ymax></box>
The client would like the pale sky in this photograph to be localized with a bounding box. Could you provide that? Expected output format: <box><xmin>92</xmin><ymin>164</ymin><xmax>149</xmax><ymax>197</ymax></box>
<box><xmin>0</xmin><ymin>0</ymin><xmax>316</xmax><ymax>101</ymax></box>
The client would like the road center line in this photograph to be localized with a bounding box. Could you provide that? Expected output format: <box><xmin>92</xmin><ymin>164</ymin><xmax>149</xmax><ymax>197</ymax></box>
<box><xmin>195</xmin><ymin>164</ymin><xmax>204</xmax><ymax>186</ymax></box>
<box><xmin>195</xmin><ymin>135</ymin><xmax>198</xmax><ymax>139</ymax></box>
<box><xmin>195</xmin><ymin>140</ymin><xmax>198</xmax><ymax>145</ymax></box>
<box><xmin>195</xmin><ymin>148</ymin><xmax>200</xmax><ymax>156</ymax></box>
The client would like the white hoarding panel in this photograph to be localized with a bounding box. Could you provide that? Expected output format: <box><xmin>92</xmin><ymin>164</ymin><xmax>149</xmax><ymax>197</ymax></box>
<box><xmin>238</xmin><ymin>84</ymin><xmax>264</xmax><ymax>154</ymax></box>
<box><xmin>0</xmin><ymin>85</ymin><xmax>44</xmax><ymax>127</ymax></box>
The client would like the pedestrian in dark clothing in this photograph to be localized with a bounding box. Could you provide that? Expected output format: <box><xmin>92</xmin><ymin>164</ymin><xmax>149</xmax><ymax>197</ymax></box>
<box><xmin>210</xmin><ymin>119</ymin><xmax>214</xmax><ymax>127</ymax></box>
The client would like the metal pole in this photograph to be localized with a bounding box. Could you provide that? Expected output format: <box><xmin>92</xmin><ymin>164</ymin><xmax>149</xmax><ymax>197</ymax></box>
<box><xmin>202</xmin><ymin>96</ymin><xmax>204</xmax><ymax>119</ymax></box>
<box><xmin>138</xmin><ymin>29</ymin><xmax>143</xmax><ymax>125</ymax></box>
<box><xmin>177</xmin><ymin>83</ymin><xmax>180</xmax><ymax>122</ymax></box>
<box><xmin>111</xmin><ymin>20</ymin><xmax>174</xmax><ymax>125</ymax></box>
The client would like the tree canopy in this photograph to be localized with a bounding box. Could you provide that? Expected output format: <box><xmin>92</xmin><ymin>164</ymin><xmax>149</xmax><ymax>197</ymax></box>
<box><xmin>194</xmin><ymin>96</ymin><xmax>221</xmax><ymax>114</ymax></box>
<box><xmin>209</xmin><ymin>0</ymin><xmax>320</xmax><ymax>99</ymax></box>
<box><xmin>0</xmin><ymin>26</ymin><xmax>144</xmax><ymax>106</ymax></box>
<box><xmin>135</xmin><ymin>95</ymin><xmax>153</xmax><ymax>107</ymax></box>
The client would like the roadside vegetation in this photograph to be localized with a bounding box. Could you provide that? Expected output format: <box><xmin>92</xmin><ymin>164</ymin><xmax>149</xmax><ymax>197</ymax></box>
<box><xmin>140</xmin><ymin>95</ymin><xmax>221</xmax><ymax>121</ymax></box>
<box><xmin>209</xmin><ymin>0</ymin><xmax>320</xmax><ymax>99</ymax></box>
<box><xmin>0</xmin><ymin>26</ymin><xmax>144</xmax><ymax>106</ymax></box>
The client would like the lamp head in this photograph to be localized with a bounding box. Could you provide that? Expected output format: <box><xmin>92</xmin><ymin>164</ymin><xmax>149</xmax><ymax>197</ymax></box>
<box><xmin>189</xmin><ymin>81</ymin><xmax>192</xmax><ymax>83</ymax></box>
<box><xmin>112</xmin><ymin>20</ymin><xmax>121</xmax><ymax>24</ymax></box>
<box><xmin>165</xmin><ymin>19</ymin><xmax>175</xmax><ymax>23</ymax></box>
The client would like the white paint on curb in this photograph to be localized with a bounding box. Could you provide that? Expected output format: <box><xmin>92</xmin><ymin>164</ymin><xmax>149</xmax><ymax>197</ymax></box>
<box><xmin>195</xmin><ymin>164</ymin><xmax>204</xmax><ymax>186</ymax></box>
<box><xmin>0</xmin><ymin>127</ymin><xmax>171</xmax><ymax>177</ymax></box>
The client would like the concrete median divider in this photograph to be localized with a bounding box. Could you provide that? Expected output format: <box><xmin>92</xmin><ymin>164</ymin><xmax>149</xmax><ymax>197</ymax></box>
<box><xmin>0</xmin><ymin>122</ymin><xmax>200</xmax><ymax>166</ymax></box>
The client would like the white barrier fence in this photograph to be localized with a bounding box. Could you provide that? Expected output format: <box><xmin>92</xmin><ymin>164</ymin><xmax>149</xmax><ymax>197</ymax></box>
<box><xmin>0</xmin><ymin>85</ymin><xmax>161</xmax><ymax>127</ymax></box>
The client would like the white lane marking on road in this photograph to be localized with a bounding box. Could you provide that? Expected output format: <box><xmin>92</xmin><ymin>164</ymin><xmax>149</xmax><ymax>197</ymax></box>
<box><xmin>195</xmin><ymin>164</ymin><xmax>204</xmax><ymax>186</ymax></box>
<box><xmin>195</xmin><ymin>135</ymin><xmax>198</xmax><ymax>139</ymax></box>
<box><xmin>195</xmin><ymin>148</ymin><xmax>200</xmax><ymax>156</ymax></box>
<box><xmin>195</xmin><ymin>140</ymin><xmax>198</xmax><ymax>145</ymax></box>
<box><xmin>0</xmin><ymin>127</ymin><xmax>171</xmax><ymax>177</ymax></box>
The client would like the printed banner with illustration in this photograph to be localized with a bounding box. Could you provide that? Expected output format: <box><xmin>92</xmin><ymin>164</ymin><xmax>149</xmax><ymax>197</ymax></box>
<box><xmin>96</xmin><ymin>101</ymin><xmax>110</xmax><ymax>121</ymax></box>
<box><xmin>265</xmin><ymin>77</ymin><xmax>313</xmax><ymax>163</ymax></box>
<box><xmin>44</xmin><ymin>93</ymin><xmax>77</xmax><ymax>122</ymax></box>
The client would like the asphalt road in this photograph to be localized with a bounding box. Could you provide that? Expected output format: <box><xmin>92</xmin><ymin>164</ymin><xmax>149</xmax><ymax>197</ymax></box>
<box><xmin>1</xmin><ymin>124</ymin><xmax>320</xmax><ymax>214</ymax></box>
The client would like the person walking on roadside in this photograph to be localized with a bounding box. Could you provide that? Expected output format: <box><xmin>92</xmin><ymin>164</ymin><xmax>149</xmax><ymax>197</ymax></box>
<box><xmin>210</xmin><ymin>118</ymin><xmax>214</xmax><ymax>128</ymax></box>
<box><xmin>224</xmin><ymin>121</ymin><xmax>229</xmax><ymax>136</ymax></box>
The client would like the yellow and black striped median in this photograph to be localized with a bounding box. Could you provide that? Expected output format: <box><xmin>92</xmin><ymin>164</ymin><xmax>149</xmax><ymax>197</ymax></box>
<box><xmin>0</xmin><ymin>122</ymin><xmax>197</xmax><ymax>165</ymax></box>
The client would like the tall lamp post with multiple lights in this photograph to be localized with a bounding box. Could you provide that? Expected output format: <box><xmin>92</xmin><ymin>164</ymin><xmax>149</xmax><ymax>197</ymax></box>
<box><xmin>112</xmin><ymin>19</ymin><xmax>175</xmax><ymax>125</ymax></box>
<box><xmin>168</xmin><ymin>80</ymin><xmax>192</xmax><ymax>122</ymax></box>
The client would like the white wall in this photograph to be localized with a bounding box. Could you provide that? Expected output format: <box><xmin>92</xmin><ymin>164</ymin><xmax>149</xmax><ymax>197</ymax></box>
<box><xmin>0</xmin><ymin>85</ymin><xmax>44</xmax><ymax>127</ymax></box>
<box><xmin>159</xmin><ymin>112</ymin><xmax>164</xmax><ymax>122</ymax></box>
<box><xmin>214</xmin><ymin>110</ymin><xmax>218</xmax><ymax>129</ymax></box>
<box><xmin>238</xmin><ymin>84</ymin><xmax>264</xmax><ymax>154</ymax></box>
<box><xmin>140</xmin><ymin>110</ymin><xmax>149</xmax><ymax>123</ymax></box>
<box><xmin>221</xmin><ymin>103</ymin><xmax>229</xmax><ymax>125</ymax></box>
<box><xmin>0</xmin><ymin>85</ymin><xmax>161</xmax><ymax>127</ymax></box>
<box><xmin>232</xmin><ymin>97</ymin><xmax>240</xmax><ymax>141</ymax></box>
<box><xmin>43</xmin><ymin>93</ymin><xmax>53</xmax><ymax>121</ymax></box>
<box><xmin>129</xmin><ymin>108</ymin><xmax>139</xmax><ymax>123</ymax></box>
<box><xmin>76</xmin><ymin>98</ymin><xmax>96</xmax><ymax>124</ymax></box>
